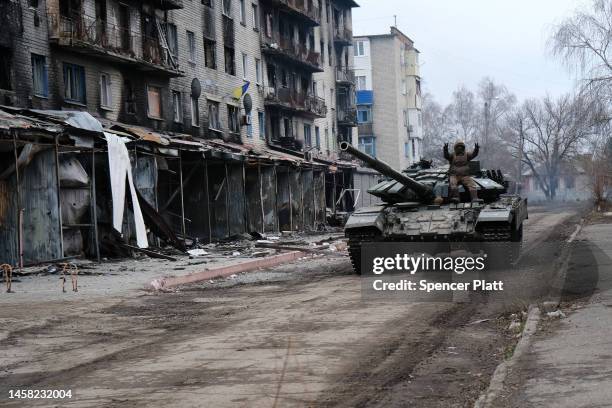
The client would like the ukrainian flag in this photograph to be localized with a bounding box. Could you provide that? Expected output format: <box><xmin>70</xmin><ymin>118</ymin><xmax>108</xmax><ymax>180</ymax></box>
<box><xmin>232</xmin><ymin>81</ymin><xmax>250</xmax><ymax>100</ymax></box>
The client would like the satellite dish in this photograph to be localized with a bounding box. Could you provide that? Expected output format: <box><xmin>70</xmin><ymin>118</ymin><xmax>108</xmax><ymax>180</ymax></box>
<box><xmin>191</xmin><ymin>78</ymin><xmax>201</xmax><ymax>98</ymax></box>
<box><xmin>243</xmin><ymin>93</ymin><xmax>252</xmax><ymax>114</ymax></box>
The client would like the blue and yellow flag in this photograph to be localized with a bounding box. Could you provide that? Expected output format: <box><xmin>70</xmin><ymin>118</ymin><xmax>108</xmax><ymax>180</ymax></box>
<box><xmin>232</xmin><ymin>81</ymin><xmax>250</xmax><ymax>99</ymax></box>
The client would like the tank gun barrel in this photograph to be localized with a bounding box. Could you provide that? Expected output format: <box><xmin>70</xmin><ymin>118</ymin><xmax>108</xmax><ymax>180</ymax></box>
<box><xmin>339</xmin><ymin>142</ymin><xmax>434</xmax><ymax>199</ymax></box>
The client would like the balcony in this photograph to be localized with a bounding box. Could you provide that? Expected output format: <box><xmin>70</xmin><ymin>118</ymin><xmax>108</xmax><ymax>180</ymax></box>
<box><xmin>261</xmin><ymin>32</ymin><xmax>323</xmax><ymax>72</ymax></box>
<box><xmin>336</xmin><ymin>68</ymin><xmax>355</xmax><ymax>86</ymax></box>
<box><xmin>264</xmin><ymin>87</ymin><xmax>327</xmax><ymax>118</ymax></box>
<box><xmin>47</xmin><ymin>13</ymin><xmax>183</xmax><ymax>77</ymax></box>
<box><xmin>337</xmin><ymin>105</ymin><xmax>357</xmax><ymax>127</ymax></box>
<box><xmin>334</xmin><ymin>25</ymin><xmax>352</xmax><ymax>46</ymax></box>
<box><xmin>357</xmin><ymin>122</ymin><xmax>373</xmax><ymax>136</ymax></box>
<box><xmin>259</xmin><ymin>0</ymin><xmax>320</xmax><ymax>26</ymax></box>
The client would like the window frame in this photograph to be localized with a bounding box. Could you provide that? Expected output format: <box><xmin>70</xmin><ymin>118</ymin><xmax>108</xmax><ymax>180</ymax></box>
<box><xmin>204</xmin><ymin>38</ymin><xmax>217</xmax><ymax>69</ymax></box>
<box><xmin>304</xmin><ymin>123</ymin><xmax>312</xmax><ymax>147</ymax></box>
<box><xmin>255</xmin><ymin>58</ymin><xmax>262</xmax><ymax>84</ymax></box>
<box><xmin>31</xmin><ymin>53</ymin><xmax>48</xmax><ymax>98</ymax></box>
<box><xmin>187</xmin><ymin>30</ymin><xmax>196</xmax><ymax>63</ymax></box>
<box><xmin>191</xmin><ymin>95</ymin><xmax>200</xmax><ymax>127</ymax></box>
<box><xmin>228</xmin><ymin>104</ymin><xmax>240</xmax><ymax>134</ymax></box>
<box><xmin>358</xmin><ymin>136</ymin><xmax>376</xmax><ymax>157</ymax></box>
<box><xmin>258</xmin><ymin>111</ymin><xmax>265</xmax><ymax>140</ymax></box>
<box><xmin>252</xmin><ymin>3</ymin><xmax>259</xmax><ymax>30</ymax></box>
<box><xmin>208</xmin><ymin>100</ymin><xmax>221</xmax><ymax>130</ymax></box>
<box><xmin>63</xmin><ymin>63</ymin><xmax>86</xmax><ymax>104</ymax></box>
<box><xmin>146</xmin><ymin>84</ymin><xmax>163</xmax><ymax>120</ymax></box>
<box><xmin>99</xmin><ymin>72</ymin><xmax>112</xmax><ymax>109</ymax></box>
<box><xmin>239</xmin><ymin>0</ymin><xmax>246</xmax><ymax>24</ymax></box>
<box><xmin>242</xmin><ymin>52</ymin><xmax>248</xmax><ymax>80</ymax></box>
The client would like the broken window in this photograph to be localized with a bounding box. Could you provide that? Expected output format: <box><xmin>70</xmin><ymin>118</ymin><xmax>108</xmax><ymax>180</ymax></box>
<box><xmin>31</xmin><ymin>53</ymin><xmax>48</xmax><ymax>97</ymax></box>
<box><xmin>63</xmin><ymin>63</ymin><xmax>86</xmax><ymax>104</ymax></box>
<box><xmin>222</xmin><ymin>0</ymin><xmax>231</xmax><ymax>16</ymax></box>
<box><xmin>172</xmin><ymin>90</ymin><xmax>182</xmax><ymax>123</ymax></box>
<box><xmin>124</xmin><ymin>80</ymin><xmax>136</xmax><ymax>114</ymax></box>
<box><xmin>0</xmin><ymin>48</ymin><xmax>13</xmax><ymax>90</ymax></box>
<box><xmin>359</xmin><ymin>136</ymin><xmax>375</xmax><ymax>157</ymax></box>
<box><xmin>147</xmin><ymin>85</ymin><xmax>162</xmax><ymax>119</ymax></box>
<box><xmin>208</xmin><ymin>100</ymin><xmax>220</xmax><ymax>130</ymax></box>
<box><xmin>100</xmin><ymin>72</ymin><xmax>112</xmax><ymax>108</ymax></box>
<box><xmin>258</xmin><ymin>111</ymin><xmax>265</xmax><ymax>140</ymax></box>
<box><xmin>228</xmin><ymin>104</ymin><xmax>240</xmax><ymax>133</ymax></box>
<box><xmin>224</xmin><ymin>46</ymin><xmax>235</xmax><ymax>75</ymax></box>
<box><xmin>204</xmin><ymin>39</ymin><xmax>216</xmax><ymax>69</ymax></box>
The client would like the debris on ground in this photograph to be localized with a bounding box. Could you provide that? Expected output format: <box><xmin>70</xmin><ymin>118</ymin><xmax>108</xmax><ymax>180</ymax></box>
<box><xmin>546</xmin><ymin>310</ymin><xmax>566</xmax><ymax>319</ymax></box>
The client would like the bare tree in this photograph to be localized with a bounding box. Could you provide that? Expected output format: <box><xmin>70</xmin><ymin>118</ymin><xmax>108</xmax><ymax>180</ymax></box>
<box><xmin>421</xmin><ymin>93</ymin><xmax>449</xmax><ymax>161</ymax></box>
<box><xmin>447</xmin><ymin>86</ymin><xmax>478</xmax><ymax>142</ymax></box>
<box><xmin>550</xmin><ymin>0</ymin><xmax>612</xmax><ymax>97</ymax></box>
<box><xmin>519</xmin><ymin>93</ymin><xmax>603</xmax><ymax>200</ymax></box>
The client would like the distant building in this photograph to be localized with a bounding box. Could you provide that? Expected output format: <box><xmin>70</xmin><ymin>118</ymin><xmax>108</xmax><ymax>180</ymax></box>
<box><xmin>353</xmin><ymin>26</ymin><xmax>422</xmax><ymax>170</ymax></box>
<box><xmin>521</xmin><ymin>164</ymin><xmax>590</xmax><ymax>202</ymax></box>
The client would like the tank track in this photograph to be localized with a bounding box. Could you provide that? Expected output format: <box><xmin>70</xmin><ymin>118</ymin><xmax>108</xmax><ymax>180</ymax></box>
<box><xmin>347</xmin><ymin>232</ymin><xmax>380</xmax><ymax>274</ymax></box>
<box><xmin>480</xmin><ymin>225</ymin><xmax>513</xmax><ymax>241</ymax></box>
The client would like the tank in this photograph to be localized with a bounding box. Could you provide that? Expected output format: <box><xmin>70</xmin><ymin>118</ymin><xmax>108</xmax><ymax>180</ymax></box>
<box><xmin>339</xmin><ymin>142</ymin><xmax>528</xmax><ymax>273</ymax></box>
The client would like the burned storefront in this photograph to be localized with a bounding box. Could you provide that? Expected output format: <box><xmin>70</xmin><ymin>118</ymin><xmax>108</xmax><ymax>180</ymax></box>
<box><xmin>0</xmin><ymin>107</ymin><xmax>356</xmax><ymax>267</ymax></box>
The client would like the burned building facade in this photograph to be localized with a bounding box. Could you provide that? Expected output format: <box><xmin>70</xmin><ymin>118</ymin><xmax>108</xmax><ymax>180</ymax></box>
<box><xmin>0</xmin><ymin>0</ymin><xmax>359</xmax><ymax>266</ymax></box>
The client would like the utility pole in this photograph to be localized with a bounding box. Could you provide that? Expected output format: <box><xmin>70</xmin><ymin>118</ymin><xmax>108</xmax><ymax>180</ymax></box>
<box><xmin>515</xmin><ymin>125</ymin><xmax>524</xmax><ymax>194</ymax></box>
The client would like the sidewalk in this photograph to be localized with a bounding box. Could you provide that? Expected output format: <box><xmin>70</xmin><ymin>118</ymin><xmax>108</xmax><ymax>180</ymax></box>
<box><xmin>499</xmin><ymin>221</ymin><xmax>612</xmax><ymax>407</ymax></box>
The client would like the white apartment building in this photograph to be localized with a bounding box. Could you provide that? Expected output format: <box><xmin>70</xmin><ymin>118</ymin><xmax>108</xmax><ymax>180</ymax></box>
<box><xmin>353</xmin><ymin>26</ymin><xmax>423</xmax><ymax>170</ymax></box>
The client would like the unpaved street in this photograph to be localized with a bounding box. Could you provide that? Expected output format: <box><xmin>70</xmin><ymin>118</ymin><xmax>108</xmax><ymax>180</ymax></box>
<box><xmin>0</xmin><ymin>205</ymin><xmax>584</xmax><ymax>407</ymax></box>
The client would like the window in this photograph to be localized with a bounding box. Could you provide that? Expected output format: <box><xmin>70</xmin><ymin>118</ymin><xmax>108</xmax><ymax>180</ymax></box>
<box><xmin>63</xmin><ymin>63</ymin><xmax>86</xmax><ymax>104</ymax></box>
<box><xmin>356</xmin><ymin>75</ymin><xmax>366</xmax><ymax>90</ymax></box>
<box><xmin>31</xmin><ymin>54</ymin><xmax>48</xmax><ymax>97</ymax></box>
<box><xmin>0</xmin><ymin>47</ymin><xmax>12</xmax><ymax>90</ymax></box>
<box><xmin>204</xmin><ymin>39</ymin><xmax>216</xmax><ymax>69</ymax></box>
<box><xmin>124</xmin><ymin>80</ymin><xmax>136</xmax><ymax>114</ymax></box>
<box><xmin>208</xmin><ymin>101</ymin><xmax>220</xmax><ymax>130</ymax></box>
<box><xmin>29</xmin><ymin>0</ymin><xmax>39</xmax><ymax>7</ymax></box>
<box><xmin>412</xmin><ymin>139</ymin><xmax>417</xmax><ymax>160</ymax></box>
<box><xmin>164</xmin><ymin>23</ymin><xmax>178</xmax><ymax>59</ymax></box>
<box><xmin>222</xmin><ymin>0</ymin><xmax>231</xmax><ymax>16</ymax></box>
<box><xmin>239</xmin><ymin>0</ymin><xmax>245</xmax><ymax>24</ymax></box>
<box><xmin>403</xmin><ymin>109</ymin><xmax>408</xmax><ymax>126</ymax></box>
<box><xmin>401</xmin><ymin>79</ymin><xmax>407</xmax><ymax>95</ymax></box>
<box><xmin>242</xmin><ymin>52</ymin><xmax>248</xmax><ymax>80</ymax></box>
<box><xmin>147</xmin><ymin>85</ymin><xmax>162</xmax><ymax>119</ymax></box>
<box><xmin>172</xmin><ymin>91</ymin><xmax>182</xmax><ymax>123</ymax></box>
<box><xmin>100</xmin><ymin>73</ymin><xmax>112</xmax><ymax>108</ymax></box>
<box><xmin>191</xmin><ymin>96</ymin><xmax>200</xmax><ymax>126</ymax></box>
<box><xmin>224</xmin><ymin>46</ymin><xmax>235</xmax><ymax>75</ymax></box>
<box><xmin>320</xmin><ymin>41</ymin><xmax>325</xmax><ymax>63</ymax></box>
<box><xmin>404</xmin><ymin>142</ymin><xmax>410</xmax><ymax>158</ymax></box>
<box><xmin>325</xmin><ymin>128</ymin><xmax>329</xmax><ymax>153</ymax></box>
<box><xmin>187</xmin><ymin>31</ymin><xmax>196</xmax><ymax>62</ymax></box>
<box><xmin>252</xmin><ymin>3</ymin><xmax>259</xmax><ymax>29</ymax></box>
<box><xmin>354</xmin><ymin>40</ymin><xmax>365</xmax><ymax>56</ymax></box>
<box><xmin>258</xmin><ymin>111</ymin><xmax>265</xmax><ymax>139</ymax></box>
<box><xmin>255</xmin><ymin>58</ymin><xmax>262</xmax><ymax>84</ymax></box>
<box><xmin>328</xmin><ymin>44</ymin><xmax>332</xmax><ymax>66</ymax></box>
<box><xmin>315</xmin><ymin>126</ymin><xmax>320</xmax><ymax>148</ymax></box>
<box><xmin>246</xmin><ymin>114</ymin><xmax>252</xmax><ymax>138</ymax></box>
<box><xmin>357</xmin><ymin>106</ymin><xmax>371</xmax><ymax>123</ymax></box>
<box><xmin>228</xmin><ymin>104</ymin><xmax>240</xmax><ymax>133</ymax></box>
<box><xmin>304</xmin><ymin>124</ymin><xmax>312</xmax><ymax>147</ymax></box>
<box><xmin>359</xmin><ymin>136</ymin><xmax>376</xmax><ymax>156</ymax></box>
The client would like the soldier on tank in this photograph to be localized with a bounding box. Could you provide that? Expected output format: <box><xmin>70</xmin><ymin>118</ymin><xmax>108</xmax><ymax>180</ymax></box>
<box><xmin>443</xmin><ymin>140</ymin><xmax>480</xmax><ymax>202</ymax></box>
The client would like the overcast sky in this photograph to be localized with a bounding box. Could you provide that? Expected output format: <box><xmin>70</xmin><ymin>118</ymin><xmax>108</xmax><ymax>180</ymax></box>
<box><xmin>352</xmin><ymin>0</ymin><xmax>589</xmax><ymax>105</ymax></box>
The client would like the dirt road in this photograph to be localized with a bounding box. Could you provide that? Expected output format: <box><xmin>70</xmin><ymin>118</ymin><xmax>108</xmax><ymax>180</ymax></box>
<box><xmin>0</xmin><ymin>205</ymin><xmax>584</xmax><ymax>407</ymax></box>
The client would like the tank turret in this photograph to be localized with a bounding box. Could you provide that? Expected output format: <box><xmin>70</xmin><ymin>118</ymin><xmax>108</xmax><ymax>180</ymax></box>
<box><xmin>339</xmin><ymin>142</ymin><xmax>434</xmax><ymax>201</ymax></box>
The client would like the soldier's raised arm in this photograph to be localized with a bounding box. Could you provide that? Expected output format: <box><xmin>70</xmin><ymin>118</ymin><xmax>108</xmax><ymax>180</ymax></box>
<box><xmin>443</xmin><ymin>142</ymin><xmax>451</xmax><ymax>161</ymax></box>
<box><xmin>469</xmin><ymin>143</ymin><xmax>479</xmax><ymax>160</ymax></box>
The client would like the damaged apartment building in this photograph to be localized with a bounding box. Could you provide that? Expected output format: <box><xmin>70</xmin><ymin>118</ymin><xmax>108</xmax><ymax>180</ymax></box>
<box><xmin>0</xmin><ymin>0</ymin><xmax>361</xmax><ymax>266</ymax></box>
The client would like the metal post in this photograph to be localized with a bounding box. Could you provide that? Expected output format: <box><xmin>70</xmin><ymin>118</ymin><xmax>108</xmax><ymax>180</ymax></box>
<box><xmin>12</xmin><ymin>133</ymin><xmax>22</xmax><ymax>271</ymax></box>
<box><xmin>258</xmin><ymin>163</ymin><xmax>265</xmax><ymax>233</ymax></box>
<box><xmin>242</xmin><ymin>162</ymin><xmax>248</xmax><ymax>232</ymax></box>
<box><xmin>332</xmin><ymin>171</ymin><xmax>337</xmax><ymax>214</ymax></box>
<box><xmin>313</xmin><ymin>170</ymin><xmax>317</xmax><ymax>228</ymax></box>
<box><xmin>204</xmin><ymin>160</ymin><xmax>212</xmax><ymax>243</ymax></box>
<box><xmin>178</xmin><ymin>152</ymin><xmax>186</xmax><ymax>240</ymax></box>
<box><xmin>288</xmin><ymin>168</ymin><xmax>293</xmax><ymax>232</ymax></box>
<box><xmin>300</xmin><ymin>168</ymin><xmax>304</xmax><ymax>231</ymax></box>
<box><xmin>54</xmin><ymin>136</ymin><xmax>64</xmax><ymax>259</ymax></box>
<box><xmin>91</xmin><ymin>148</ymin><xmax>100</xmax><ymax>262</ymax></box>
<box><xmin>224</xmin><ymin>163</ymin><xmax>230</xmax><ymax>237</ymax></box>
<box><xmin>273</xmin><ymin>163</ymin><xmax>279</xmax><ymax>232</ymax></box>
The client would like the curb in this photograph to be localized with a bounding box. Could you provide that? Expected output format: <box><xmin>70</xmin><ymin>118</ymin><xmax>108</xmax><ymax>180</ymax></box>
<box><xmin>147</xmin><ymin>250</ymin><xmax>306</xmax><ymax>291</ymax></box>
<box><xmin>474</xmin><ymin>304</ymin><xmax>541</xmax><ymax>408</ymax></box>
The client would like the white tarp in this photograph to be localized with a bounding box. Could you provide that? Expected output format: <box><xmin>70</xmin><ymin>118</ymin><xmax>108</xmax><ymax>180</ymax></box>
<box><xmin>104</xmin><ymin>132</ymin><xmax>148</xmax><ymax>248</ymax></box>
